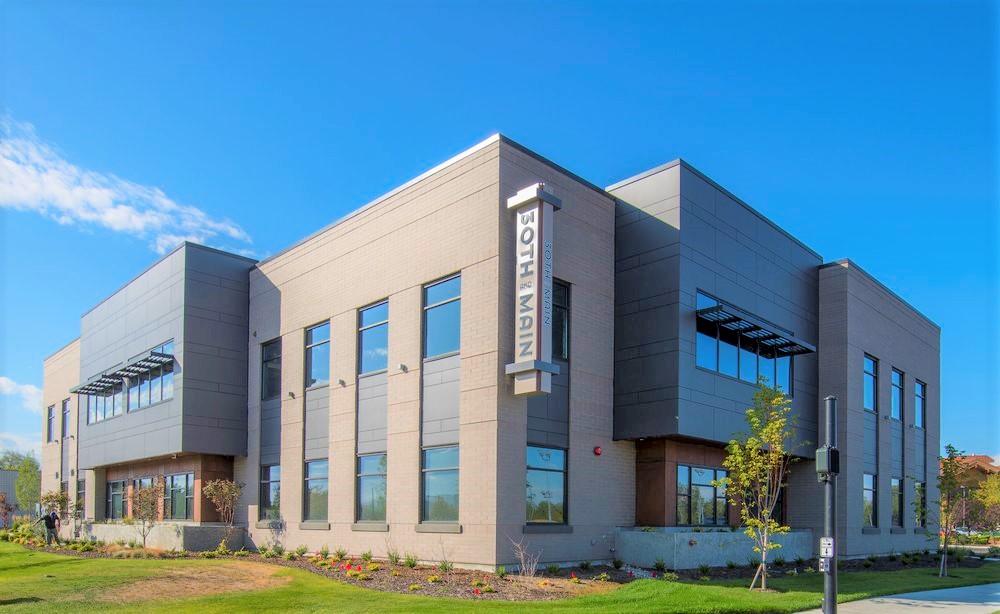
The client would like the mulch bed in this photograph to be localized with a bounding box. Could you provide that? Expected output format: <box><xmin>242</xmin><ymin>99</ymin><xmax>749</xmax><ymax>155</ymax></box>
<box><xmin>17</xmin><ymin>541</ymin><xmax>990</xmax><ymax>601</ymax></box>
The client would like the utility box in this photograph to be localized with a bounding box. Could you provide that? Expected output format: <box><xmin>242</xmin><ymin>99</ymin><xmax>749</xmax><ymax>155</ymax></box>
<box><xmin>815</xmin><ymin>445</ymin><xmax>840</xmax><ymax>475</ymax></box>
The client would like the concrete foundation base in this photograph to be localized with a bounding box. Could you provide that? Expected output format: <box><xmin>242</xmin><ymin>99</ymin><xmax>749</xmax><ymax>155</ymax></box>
<box><xmin>616</xmin><ymin>527</ymin><xmax>813</xmax><ymax>569</ymax></box>
<box><xmin>69</xmin><ymin>521</ymin><xmax>245</xmax><ymax>551</ymax></box>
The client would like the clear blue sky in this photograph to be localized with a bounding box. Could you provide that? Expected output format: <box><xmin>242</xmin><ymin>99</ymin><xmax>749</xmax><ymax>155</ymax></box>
<box><xmin>1</xmin><ymin>1</ymin><xmax>997</xmax><ymax>460</ymax></box>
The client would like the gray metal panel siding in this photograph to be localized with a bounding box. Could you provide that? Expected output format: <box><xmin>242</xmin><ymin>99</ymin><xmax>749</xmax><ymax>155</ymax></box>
<box><xmin>304</xmin><ymin>386</ymin><xmax>330</xmax><ymax>460</ymax></box>
<box><xmin>0</xmin><ymin>470</ymin><xmax>17</xmax><ymax>510</ymax></box>
<box><xmin>260</xmin><ymin>398</ymin><xmax>282</xmax><ymax>465</ymax></box>
<box><xmin>421</xmin><ymin>354</ymin><xmax>460</xmax><ymax>447</ymax></box>
<box><xmin>357</xmin><ymin>372</ymin><xmax>387</xmax><ymax>454</ymax></box>
<box><xmin>864</xmin><ymin>412</ymin><xmax>878</xmax><ymax>471</ymax></box>
<box><xmin>889</xmin><ymin>421</ymin><xmax>903</xmax><ymax>478</ymax></box>
<box><xmin>77</xmin><ymin>244</ymin><xmax>253</xmax><ymax>469</ymax></box>
<box><xmin>526</xmin><ymin>359</ymin><xmax>569</xmax><ymax>448</ymax></box>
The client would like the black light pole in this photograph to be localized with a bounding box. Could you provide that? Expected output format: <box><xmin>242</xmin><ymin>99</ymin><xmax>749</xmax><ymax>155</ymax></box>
<box><xmin>817</xmin><ymin>395</ymin><xmax>840</xmax><ymax>614</ymax></box>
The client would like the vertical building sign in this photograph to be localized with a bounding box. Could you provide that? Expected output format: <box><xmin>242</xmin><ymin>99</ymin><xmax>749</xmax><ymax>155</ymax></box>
<box><xmin>505</xmin><ymin>184</ymin><xmax>561</xmax><ymax>395</ymax></box>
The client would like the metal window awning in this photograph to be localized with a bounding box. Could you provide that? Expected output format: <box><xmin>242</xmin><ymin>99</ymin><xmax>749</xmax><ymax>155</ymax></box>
<box><xmin>70</xmin><ymin>351</ymin><xmax>174</xmax><ymax>395</ymax></box>
<box><xmin>697</xmin><ymin>304</ymin><xmax>815</xmax><ymax>355</ymax></box>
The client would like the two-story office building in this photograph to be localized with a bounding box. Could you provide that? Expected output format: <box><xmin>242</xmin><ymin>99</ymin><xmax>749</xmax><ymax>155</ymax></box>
<box><xmin>42</xmin><ymin>134</ymin><xmax>939</xmax><ymax>565</ymax></box>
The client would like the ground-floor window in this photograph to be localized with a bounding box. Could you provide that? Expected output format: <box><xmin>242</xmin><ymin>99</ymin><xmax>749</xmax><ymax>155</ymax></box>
<box><xmin>106</xmin><ymin>480</ymin><xmax>126</xmax><ymax>520</ymax></box>
<box><xmin>914</xmin><ymin>481</ymin><xmax>926</xmax><ymax>527</ymax></box>
<box><xmin>163</xmin><ymin>473</ymin><xmax>193</xmax><ymax>520</ymax></box>
<box><xmin>891</xmin><ymin>478</ymin><xmax>903</xmax><ymax>527</ymax></box>
<box><xmin>76</xmin><ymin>479</ymin><xmax>85</xmax><ymax>518</ymax></box>
<box><xmin>303</xmin><ymin>460</ymin><xmax>328</xmax><ymax>522</ymax></box>
<box><xmin>863</xmin><ymin>473</ymin><xmax>877</xmax><ymax>527</ymax></box>
<box><xmin>356</xmin><ymin>454</ymin><xmax>386</xmax><ymax>522</ymax></box>
<box><xmin>526</xmin><ymin>446</ymin><xmax>567</xmax><ymax>524</ymax></box>
<box><xmin>677</xmin><ymin>465</ymin><xmax>728</xmax><ymax>526</ymax></box>
<box><xmin>421</xmin><ymin>446</ymin><xmax>458</xmax><ymax>522</ymax></box>
<box><xmin>259</xmin><ymin>465</ymin><xmax>280</xmax><ymax>521</ymax></box>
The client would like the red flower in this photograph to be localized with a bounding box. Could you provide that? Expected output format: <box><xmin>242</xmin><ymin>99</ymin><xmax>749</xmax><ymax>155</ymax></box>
<box><xmin>652</xmin><ymin>572</ymin><xmax>658</xmax><ymax>578</ymax></box>
<box><xmin>473</xmin><ymin>588</ymin><xmax>481</xmax><ymax>595</ymax></box>
<box><xmin>356</xmin><ymin>564</ymin><xmax>363</xmax><ymax>571</ymax></box>
<box><xmin>628</xmin><ymin>571</ymin><xmax>634</xmax><ymax>577</ymax></box>
<box><xmin>570</xmin><ymin>572</ymin><xmax>576</xmax><ymax>578</ymax></box>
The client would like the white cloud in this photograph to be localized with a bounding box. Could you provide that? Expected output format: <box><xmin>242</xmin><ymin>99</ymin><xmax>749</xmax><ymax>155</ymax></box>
<box><xmin>0</xmin><ymin>432</ymin><xmax>41</xmax><ymax>458</ymax></box>
<box><xmin>993</xmin><ymin>454</ymin><xmax>1000</xmax><ymax>467</ymax></box>
<box><xmin>0</xmin><ymin>115</ymin><xmax>253</xmax><ymax>255</ymax></box>
<box><xmin>0</xmin><ymin>376</ymin><xmax>43</xmax><ymax>415</ymax></box>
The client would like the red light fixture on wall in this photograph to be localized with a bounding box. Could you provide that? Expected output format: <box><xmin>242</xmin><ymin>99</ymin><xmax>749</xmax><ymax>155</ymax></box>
<box><xmin>593</xmin><ymin>446</ymin><xmax>602</xmax><ymax>456</ymax></box>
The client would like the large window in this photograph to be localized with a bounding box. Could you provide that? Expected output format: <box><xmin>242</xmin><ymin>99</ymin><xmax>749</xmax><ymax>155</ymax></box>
<box><xmin>891</xmin><ymin>369</ymin><xmax>904</xmax><ymax>420</ymax></box>
<box><xmin>863</xmin><ymin>355</ymin><xmax>878</xmax><ymax>412</ymax></box>
<box><xmin>261</xmin><ymin>339</ymin><xmax>282</xmax><ymax>400</ymax></box>
<box><xmin>164</xmin><ymin>473</ymin><xmax>193</xmax><ymax>520</ymax></box>
<box><xmin>356</xmin><ymin>454</ymin><xmax>387</xmax><ymax>522</ymax></box>
<box><xmin>891</xmin><ymin>478</ymin><xmax>903</xmax><ymax>527</ymax></box>
<box><xmin>106</xmin><ymin>480</ymin><xmax>126</xmax><ymax>520</ymax></box>
<box><xmin>421</xmin><ymin>446</ymin><xmax>458</xmax><ymax>522</ymax></box>
<box><xmin>423</xmin><ymin>275</ymin><xmax>461</xmax><ymax>358</ymax></box>
<box><xmin>259</xmin><ymin>465</ymin><xmax>280</xmax><ymax>520</ymax></box>
<box><xmin>305</xmin><ymin>322</ymin><xmax>330</xmax><ymax>388</ymax></box>
<box><xmin>61</xmin><ymin>399</ymin><xmax>70</xmax><ymax>438</ymax></box>
<box><xmin>553</xmin><ymin>280</ymin><xmax>570</xmax><ymax>361</ymax></box>
<box><xmin>46</xmin><ymin>406</ymin><xmax>55</xmax><ymax>442</ymax></box>
<box><xmin>915</xmin><ymin>380</ymin><xmax>926</xmax><ymax>429</ymax></box>
<box><xmin>129</xmin><ymin>340</ymin><xmax>174</xmax><ymax>412</ymax></box>
<box><xmin>359</xmin><ymin>301</ymin><xmax>389</xmax><ymax>374</ymax></box>
<box><xmin>526</xmin><ymin>446</ymin><xmax>567</xmax><ymax>524</ymax></box>
<box><xmin>695</xmin><ymin>292</ymin><xmax>792</xmax><ymax>393</ymax></box>
<box><xmin>914</xmin><ymin>481</ymin><xmax>926</xmax><ymax>527</ymax></box>
<box><xmin>677</xmin><ymin>465</ymin><xmax>728</xmax><ymax>526</ymax></box>
<box><xmin>303</xmin><ymin>460</ymin><xmax>328</xmax><ymax>522</ymax></box>
<box><xmin>863</xmin><ymin>473</ymin><xmax>877</xmax><ymax>528</ymax></box>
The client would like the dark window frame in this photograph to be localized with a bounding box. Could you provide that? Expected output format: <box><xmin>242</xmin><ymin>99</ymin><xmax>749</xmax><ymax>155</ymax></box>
<box><xmin>304</xmin><ymin>321</ymin><xmax>331</xmax><ymax>389</ymax></box>
<box><xmin>106</xmin><ymin>480</ymin><xmax>126</xmax><ymax>520</ymax></box>
<box><xmin>863</xmin><ymin>355</ymin><xmax>879</xmax><ymax>413</ymax></box>
<box><xmin>76</xmin><ymin>479</ymin><xmax>85</xmax><ymax>518</ymax></box>
<box><xmin>422</xmin><ymin>274</ymin><xmax>462</xmax><ymax>360</ymax></box>
<box><xmin>356</xmin><ymin>453</ymin><xmax>388</xmax><ymax>522</ymax></box>
<box><xmin>61</xmin><ymin>399</ymin><xmax>71</xmax><ymax>438</ymax></box>
<box><xmin>676</xmin><ymin>464</ymin><xmax>729</xmax><ymax>527</ymax></box>
<box><xmin>259</xmin><ymin>464</ymin><xmax>281</xmax><ymax>521</ymax></box>
<box><xmin>358</xmin><ymin>300</ymin><xmax>390</xmax><ymax>376</ymax></box>
<box><xmin>163</xmin><ymin>472</ymin><xmax>194</xmax><ymax>521</ymax></box>
<box><xmin>526</xmin><ymin>445</ymin><xmax>568</xmax><ymax>525</ymax></box>
<box><xmin>303</xmin><ymin>459</ymin><xmax>329</xmax><ymax>522</ymax></box>
<box><xmin>891</xmin><ymin>369</ymin><xmax>904</xmax><ymax>421</ymax></box>
<box><xmin>891</xmin><ymin>477</ymin><xmax>904</xmax><ymax>527</ymax></box>
<box><xmin>863</xmin><ymin>473</ymin><xmax>878</xmax><ymax>528</ymax></box>
<box><xmin>261</xmin><ymin>338</ymin><xmax>282</xmax><ymax>401</ymax></box>
<box><xmin>914</xmin><ymin>481</ymin><xmax>927</xmax><ymax>527</ymax></box>
<box><xmin>46</xmin><ymin>406</ymin><xmax>55</xmax><ymax>442</ymax></box>
<box><xmin>552</xmin><ymin>279</ymin><xmax>570</xmax><ymax>362</ymax></box>
<box><xmin>420</xmin><ymin>445</ymin><xmax>459</xmax><ymax>523</ymax></box>
<box><xmin>914</xmin><ymin>380</ymin><xmax>927</xmax><ymax>429</ymax></box>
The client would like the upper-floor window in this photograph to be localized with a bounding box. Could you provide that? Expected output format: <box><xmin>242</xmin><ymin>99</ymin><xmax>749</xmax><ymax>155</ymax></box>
<box><xmin>890</xmin><ymin>369</ymin><xmax>904</xmax><ymax>420</ymax></box>
<box><xmin>863</xmin><ymin>355</ymin><xmax>878</xmax><ymax>412</ymax></box>
<box><xmin>423</xmin><ymin>275</ymin><xmax>461</xmax><ymax>359</ymax></box>
<box><xmin>552</xmin><ymin>280</ymin><xmax>570</xmax><ymax>361</ymax></box>
<box><xmin>261</xmin><ymin>339</ymin><xmax>281</xmax><ymax>400</ymax></box>
<box><xmin>46</xmin><ymin>406</ymin><xmax>55</xmax><ymax>442</ymax></box>
<box><xmin>677</xmin><ymin>464</ymin><xmax>728</xmax><ymax>526</ymax></box>
<box><xmin>914</xmin><ymin>380</ymin><xmax>926</xmax><ymax>429</ymax></box>
<box><xmin>305</xmin><ymin>322</ymin><xmax>330</xmax><ymax>388</ymax></box>
<box><xmin>695</xmin><ymin>292</ymin><xmax>792</xmax><ymax>394</ymax></box>
<box><xmin>359</xmin><ymin>301</ymin><xmax>389</xmax><ymax>375</ymax></box>
<box><xmin>61</xmin><ymin>399</ymin><xmax>70</xmax><ymax>438</ymax></box>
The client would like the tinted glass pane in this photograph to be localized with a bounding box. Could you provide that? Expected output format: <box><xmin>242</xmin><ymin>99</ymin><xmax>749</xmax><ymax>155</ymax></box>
<box><xmin>696</xmin><ymin>292</ymin><xmax>718</xmax><ymax>310</ymax></box>
<box><xmin>262</xmin><ymin>465</ymin><xmax>280</xmax><ymax>481</ymax></box>
<box><xmin>424</xmin><ymin>446</ymin><xmax>459</xmax><ymax>470</ymax></box>
<box><xmin>423</xmin><ymin>469</ymin><xmax>458</xmax><ymax>522</ymax></box>
<box><xmin>552</xmin><ymin>305</ymin><xmax>569</xmax><ymax>361</ymax></box>
<box><xmin>864</xmin><ymin>356</ymin><xmax>876</xmax><ymax>373</ymax></box>
<box><xmin>891</xmin><ymin>385</ymin><xmax>901</xmax><ymax>419</ymax></box>
<box><xmin>693</xmin><ymin>485</ymin><xmax>715</xmax><ymax>524</ymax></box>
<box><xmin>161</xmin><ymin>364</ymin><xmax>174</xmax><ymax>400</ymax></box>
<box><xmin>307</xmin><ymin>323</ymin><xmax>330</xmax><ymax>346</ymax></box>
<box><xmin>776</xmin><ymin>356</ymin><xmax>791</xmax><ymax>392</ymax></box>
<box><xmin>306</xmin><ymin>342</ymin><xmax>330</xmax><ymax>387</ymax></box>
<box><xmin>139</xmin><ymin>374</ymin><xmax>149</xmax><ymax>408</ymax></box>
<box><xmin>424</xmin><ymin>300</ymin><xmax>461</xmax><ymax>358</ymax></box>
<box><xmin>358</xmin><ymin>454</ymin><xmax>386</xmax><ymax>475</ymax></box>
<box><xmin>553</xmin><ymin>281</ymin><xmax>569</xmax><ymax>307</ymax></box>
<box><xmin>914</xmin><ymin>387</ymin><xmax>924</xmax><ymax>428</ymax></box>
<box><xmin>864</xmin><ymin>374</ymin><xmax>876</xmax><ymax>411</ymax></box>
<box><xmin>425</xmin><ymin>276</ymin><xmax>461</xmax><ymax>305</ymax></box>
<box><xmin>150</xmin><ymin>368</ymin><xmax>162</xmax><ymax>403</ymax></box>
<box><xmin>691</xmin><ymin>467</ymin><xmax>713</xmax><ymax>486</ymax></box>
<box><xmin>758</xmin><ymin>352</ymin><xmax>774</xmax><ymax>386</ymax></box>
<box><xmin>360</xmin><ymin>302</ymin><xmax>389</xmax><ymax>327</ymax></box>
<box><xmin>526</xmin><ymin>468</ymin><xmax>565</xmax><ymax>523</ymax></box>
<box><xmin>739</xmin><ymin>341</ymin><xmax>757</xmax><ymax>383</ymax></box>
<box><xmin>863</xmin><ymin>490</ymin><xmax>875</xmax><ymax>527</ymax></box>
<box><xmin>129</xmin><ymin>379</ymin><xmax>139</xmax><ymax>410</ymax></box>
<box><xmin>304</xmin><ymin>479</ymin><xmax>328</xmax><ymax>521</ymax></box>
<box><xmin>696</xmin><ymin>328</ymin><xmax>717</xmax><ymax>370</ymax></box>
<box><xmin>358</xmin><ymin>475</ymin><xmax>387</xmax><ymax>521</ymax></box>
<box><xmin>677</xmin><ymin>495</ymin><xmax>690</xmax><ymax>524</ymax></box>
<box><xmin>262</xmin><ymin>340</ymin><xmax>281</xmax><ymax>362</ymax></box>
<box><xmin>306</xmin><ymin>460</ymin><xmax>328</xmax><ymax>480</ymax></box>
<box><xmin>526</xmin><ymin>447</ymin><xmax>565</xmax><ymax>471</ymax></box>
<box><xmin>676</xmin><ymin>466</ymin><xmax>690</xmax><ymax>496</ymax></box>
<box><xmin>891</xmin><ymin>479</ymin><xmax>902</xmax><ymax>526</ymax></box>
<box><xmin>863</xmin><ymin>474</ymin><xmax>874</xmax><ymax>490</ymax></box>
<box><xmin>359</xmin><ymin>323</ymin><xmax>388</xmax><ymax>373</ymax></box>
<box><xmin>719</xmin><ymin>335</ymin><xmax>738</xmax><ymax>377</ymax></box>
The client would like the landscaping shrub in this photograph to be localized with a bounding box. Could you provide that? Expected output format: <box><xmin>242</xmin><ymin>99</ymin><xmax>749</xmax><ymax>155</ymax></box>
<box><xmin>774</xmin><ymin>556</ymin><xmax>786</xmax><ymax>567</ymax></box>
<box><xmin>726</xmin><ymin>560</ymin><xmax>736</xmax><ymax>569</ymax></box>
<box><xmin>319</xmin><ymin>545</ymin><xmax>329</xmax><ymax>558</ymax></box>
<box><xmin>387</xmin><ymin>548</ymin><xmax>400</xmax><ymax>565</ymax></box>
<box><xmin>361</xmin><ymin>549</ymin><xmax>373</xmax><ymax>563</ymax></box>
<box><xmin>546</xmin><ymin>563</ymin><xmax>560</xmax><ymax>575</ymax></box>
<box><xmin>661</xmin><ymin>572</ymin><xmax>679</xmax><ymax>581</ymax></box>
<box><xmin>334</xmin><ymin>547</ymin><xmax>347</xmax><ymax>561</ymax></box>
<box><xmin>612</xmin><ymin>558</ymin><xmax>623</xmax><ymax>569</ymax></box>
<box><xmin>439</xmin><ymin>559</ymin><xmax>454</xmax><ymax>573</ymax></box>
<box><xmin>579</xmin><ymin>560</ymin><xmax>591</xmax><ymax>571</ymax></box>
<box><xmin>698</xmin><ymin>564</ymin><xmax>711</xmax><ymax>576</ymax></box>
<box><xmin>427</xmin><ymin>575</ymin><xmax>441</xmax><ymax>583</ymax></box>
<box><xmin>408</xmin><ymin>584</ymin><xmax>420</xmax><ymax>591</ymax></box>
<box><xmin>653</xmin><ymin>558</ymin><xmax>667</xmax><ymax>572</ymax></box>
<box><xmin>495</xmin><ymin>565</ymin><xmax>507</xmax><ymax>579</ymax></box>
<box><xmin>295</xmin><ymin>545</ymin><xmax>308</xmax><ymax>557</ymax></box>
<box><xmin>404</xmin><ymin>553</ymin><xmax>418</xmax><ymax>568</ymax></box>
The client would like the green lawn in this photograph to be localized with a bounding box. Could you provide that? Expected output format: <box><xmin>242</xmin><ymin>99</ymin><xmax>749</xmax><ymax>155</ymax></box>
<box><xmin>1</xmin><ymin>542</ymin><xmax>997</xmax><ymax>613</ymax></box>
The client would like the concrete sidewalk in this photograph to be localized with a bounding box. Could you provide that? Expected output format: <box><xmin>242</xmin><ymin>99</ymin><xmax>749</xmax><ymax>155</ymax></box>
<box><xmin>800</xmin><ymin>582</ymin><xmax>1000</xmax><ymax>613</ymax></box>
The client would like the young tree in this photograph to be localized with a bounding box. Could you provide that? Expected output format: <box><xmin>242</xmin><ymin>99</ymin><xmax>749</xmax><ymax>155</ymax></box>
<box><xmin>14</xmin><ymin>456</ymin><xmax>40</xmax><ymax>514</ymax></box>
<box><xmin>0</xmin><ymin>450</ymin><xmax>33</xmax><ymax>471</ymax></box>
<box><xmin>973</xmin><ymin>472</ymin><xmax>1000</xmax><ymax>534</ymax></box>
<box><xmin>937</xmin><ymin>444</ymin><xmax>969</xmax><ymax>577</ymax></box>
<box><xmin>129</xmin><ymin>478</ymin><xmax>164</xmax><ymax>549</ymax></box>
<box><xmin>39</xmin><ymin>489</ymin><xmax>69</xmax><ymax>515</ymax></box>
<box><xmin>716</xmin><ymin>381</ymin><xmax>799</xmax><ymax>591</ymax></box>
<box><xmin>202</xmin><ymin>479</ymin><xmax>244</xmax><ymax>547</ymax></box>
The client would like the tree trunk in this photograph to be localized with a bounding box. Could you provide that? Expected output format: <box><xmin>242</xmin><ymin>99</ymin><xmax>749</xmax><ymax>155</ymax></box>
<box><xmin>761</xmin><ymin>527</ymin><xmax>769</xmax><ymax>591</ymax></box>
<box><xmin>939</xmin><ymin>534</ymin><xmax>948</xmax><ymax>577</ymax></box>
